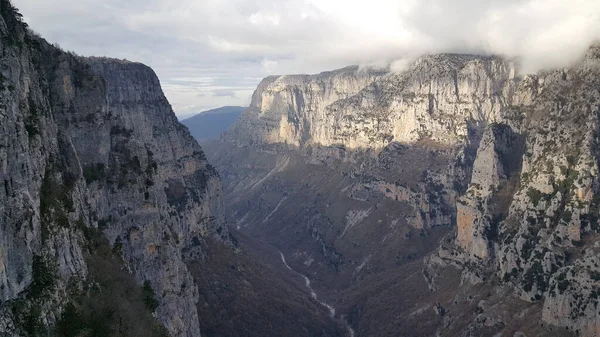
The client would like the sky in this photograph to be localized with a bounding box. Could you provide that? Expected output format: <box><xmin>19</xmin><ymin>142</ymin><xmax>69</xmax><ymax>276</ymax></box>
<box><xmin>13</xmin><ymin>0</ymin><xmax>600</xmax><ymax>117</ymax></box>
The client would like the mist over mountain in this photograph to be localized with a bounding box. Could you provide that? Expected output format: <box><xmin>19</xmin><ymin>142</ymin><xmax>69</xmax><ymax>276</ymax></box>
<box><xmin>205</xmin><ymin>44</ymin><xmax>600</xmax><ymax>337</ymax></box>
<box><xmin>14</xmin><ymin>0</ymin><xmax>600</xmax><ymax>117</ymax></box>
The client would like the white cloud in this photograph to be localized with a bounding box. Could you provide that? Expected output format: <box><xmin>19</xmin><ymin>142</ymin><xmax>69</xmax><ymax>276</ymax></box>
<box><xmin>389</xmin><ymin>59</ymin><xmax>413</xmax><ymax>73</ymax></box>
<box><xmin>13</xmin><ymin>0</ymin><xmax>600</xmax><ymax>115</ymax></box>
<box><xmin>249</xmin><ymin>11</ymin><xmax>281</xmax><ymax>26</ymax></box>
<box><xmin>261</xmin><ymin>59</ymin><xmax>279</xmax><ymax>73</ymax></box>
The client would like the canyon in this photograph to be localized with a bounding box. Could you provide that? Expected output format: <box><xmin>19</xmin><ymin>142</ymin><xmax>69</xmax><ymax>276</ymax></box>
<box><xmin>204</xmin><ymin>45</ymin><xmax>600</xmax><ymax>336</ymax></box>
<box><xmin>0</xmin><ymin>2</ymin><xmax>341</xmax><ymax>336</ymax></box>
<box><xmin>2</xmin><ymin>0</ymin><xmax>600</xmax><ymax>336</ymax></box>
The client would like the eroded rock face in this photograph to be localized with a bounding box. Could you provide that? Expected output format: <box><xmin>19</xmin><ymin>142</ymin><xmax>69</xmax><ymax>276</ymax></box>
<box><xmin>456</xmin><ymin>123</ymin><xmax>524</xmax><ymax>260</ymax></box>
<box><xmin>214</xmin><ymin>42</ymin><xmax>600</xmax><ymax>336</ymax></box>
<box><xmin>82</xmin><ymin>58</ymin><xmax>229</xmax><ymax>337</ymax></box>
<box><xmin>227</xmin><ymin>55</ymin><xmax>538</xmax><ymax>149</ymax></box>
<box><xmin>226</xmin><ymin>66</ymin><xmax>386</xmax><ymax>147</ymax></box>
<box><xmin>429</xmin><ymin>45</ymin><xmax>600</xmax><ymax>335</ymax></box>
<box><xmin>0</xmin><ymin>5</ymin><xmax>228</xmax><ymax>336</ymax></box>
<box><xmin>543</xmin><ymin>251</ymin><xmax>600</xmax><ymax>336</ymax></box>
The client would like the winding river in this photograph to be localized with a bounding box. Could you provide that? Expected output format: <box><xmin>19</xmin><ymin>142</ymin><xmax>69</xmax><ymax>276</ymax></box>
<box><xmin>279</xmin><ymin>251</ymin><xmax>356</xmax><ymax>337</ymax></box>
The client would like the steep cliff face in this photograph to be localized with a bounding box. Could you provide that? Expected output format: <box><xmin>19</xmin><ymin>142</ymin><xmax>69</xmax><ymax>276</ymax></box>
<box><xmin>426</xmin><ymin>45</ymin><xmax>600</xmax><ymax>336</ymax></box>
<box><xmin>455</xmin><ymin>123</ymin><xmax>524</xmax><ymax>260</ymax></box>
<box><xmin>227</xmin><ymin>55</ymin><xmax>538</xmax><ymax>149</ymax></box>
<box><xmin>210</xmin><ymin>40</ymin><xmax>600</xmax><ymax>335</ymax></box>
<box><xmin>80</xmin><ymin>58</ymin><xmax>230</xmax><ymax>337</ymax></box>
<box><xmin>226</xmin><ymin>66</ymin><xmax>386</xmax><ymax>147</ymax></box>
<box><xmin>0</xmin><ymin>2</ymin><xmax>228</xmax><ymax>336</ymax></box>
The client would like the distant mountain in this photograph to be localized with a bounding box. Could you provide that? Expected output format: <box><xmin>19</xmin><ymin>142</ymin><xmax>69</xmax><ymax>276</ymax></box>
<box><xmin>181</xmin><ymin>106</ymin><xmax>246</xmax><ymax>140</ymax></box>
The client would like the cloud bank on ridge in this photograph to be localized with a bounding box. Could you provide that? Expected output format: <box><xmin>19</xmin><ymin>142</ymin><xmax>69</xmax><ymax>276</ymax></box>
<box><xmin>14</xmin><ymin>0</ymin><xmax>600</xmax><ymax>114</ymax></box>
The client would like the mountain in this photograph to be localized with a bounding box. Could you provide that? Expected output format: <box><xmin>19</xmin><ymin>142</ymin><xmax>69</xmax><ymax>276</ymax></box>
<box><xmin>5</xmin><ymin>0</ymin><xmax>600</xmax><ymax>336</ymax></box>
<box><xmin>0</xmin><ymin>2</ymin><xmax>344</xmax><ymax>337</ymax></box>
<box><xmin>181</xmin><ymin>106</ymin><xmax>245</xmax><ymax>141</ymax></box>
<box><xmin>0</xmin><ymin>2</ymin><xmax>229</xmax><ymax>333</ymax></box>
<box><xmin>205</xmin><ymin>45</ymin><xmax>600</xmax><ymax>336</ymax></box>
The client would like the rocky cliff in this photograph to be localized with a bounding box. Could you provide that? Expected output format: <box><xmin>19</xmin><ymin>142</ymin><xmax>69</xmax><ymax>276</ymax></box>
<box><xmin>226</xmin><ymin>66</ymin><xmax>386</xmax><ymax>147</ymax></box>
<box><xmin>227</xmin><ymin>55</ymin><xmax>537</xmax><ymax>149</ymax></box>
<box><xmin>209</xmin><ymin>39</ymin><xmax>600</xmax><ymax>335</ymax></box>
<box><xmin>0</xmin><ymin>2</ymin><xmax>229</xmax><ymax>336</ymax></box>
<box><xmin>427</xmin><ymin>44</ymin><xmax>600</xmax><ymax>336</ymax></box>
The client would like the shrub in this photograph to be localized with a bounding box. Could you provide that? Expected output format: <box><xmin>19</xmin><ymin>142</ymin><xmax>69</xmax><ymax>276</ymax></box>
<box><xmin>53</xmin><ymin>232</ymin><xmax>168</xmax><ymax>337</ymax></box>
<box><xmin>142</xmin><ymin>281</ymin><xmax>160</xmax><ymax>313</ymax></box>
<box><xmin>30</xmin><ymin>255</ymin><xmax>56</xmax><ymax>299</ymax></box>
<box><xmin>24</xmin><ymin>116</ymin><xmax>39</xmax><ymax>137</ymax></box>
<box><xmin>54</xmin><ymin>303</ymin><xmax>84</xmax><ymax>337</ymax></box>
<box><xmin>40</xmin><ymin>168</ymin><xmax>75</xmax><ymax>240</ymax></box>
<box><xmin>527</xmin><ymin>188</ymin><xmax>550</xmax><ymax>207</ymax></box>
<box><xmin>558</xmin><ymin>279</ymin><xmax>570</xmax><ymax>293</ymax></box>
<box><xmin>561</xmin><ymin>210</ymin><xmax>573</xmax><ymax>223</ymax></box>
<box><xmin>83</xmin><ymin>163</ymin><xmax>106</xmax><ymax>184</ymax></box>
<box><xmin>23</xmin><ymin>306</ymin><xmax>45</xmax><ymax>336</ymax></box>
<box><xmin>110</xmin><ymin>126</ymin><xmax>133</xmax><ymax>138</ymax></box>
<box><xmin>522</xmin><ymin>261</ymin><xmax>546</xmax><ymax>293</ymax></box>
<box><xmin>111</xmin><ymin>241</ymin><xmax>122</xmax><ymax>256</ymax></box>
<box><xmin>571</xmin><ymin>240</ymin><xmax>584</xmax><ymax>247</ymax></box>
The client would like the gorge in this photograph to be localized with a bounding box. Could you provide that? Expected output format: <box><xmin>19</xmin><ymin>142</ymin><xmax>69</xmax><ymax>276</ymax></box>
<box><xmin>204</xmin><ymin>46</ymin><xmax>600</xmax><ymax>336</ymax></box>
<box><xmin>2</xmin><ymin>1</ymin><xmax>600</xmax><ymax>336</ymax></box>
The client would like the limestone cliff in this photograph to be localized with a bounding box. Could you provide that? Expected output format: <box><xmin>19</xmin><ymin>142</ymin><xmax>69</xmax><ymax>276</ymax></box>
<box><xmin>211</xmin><ymin>39</ymin><xmax>600</xmax><ymax>335</ymax></box>
<box><xmin>0</xmin><ymin>2</ymin><xmax>228</xmax><ymax>336</ymax></box>
<box><xmin>427</xmin><ymin>45</ymin><xmax>600</xmax><ymax>336</ymax></box>
<box><xmin>227</xmin><ymin>54</ymin><xmax>538</xmax><ymax>149</ymax></box>
<box><xmin>226</xmin><ymin>66</ymin><xmax>386</xmax><ymax>147</ymax></box>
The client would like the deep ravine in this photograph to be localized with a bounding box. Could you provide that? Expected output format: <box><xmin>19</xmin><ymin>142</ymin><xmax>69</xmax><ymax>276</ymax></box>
<box><xmin>279</xmin><ymin>251</ymin><xmax>356</xmax><ymax>337</ymax></box>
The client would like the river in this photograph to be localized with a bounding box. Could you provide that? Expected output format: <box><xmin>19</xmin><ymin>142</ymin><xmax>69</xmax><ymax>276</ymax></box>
<box><xmin>279</xmin><ymin>251</ymin><xmax>356</xmax><ymax>337</ymax></box>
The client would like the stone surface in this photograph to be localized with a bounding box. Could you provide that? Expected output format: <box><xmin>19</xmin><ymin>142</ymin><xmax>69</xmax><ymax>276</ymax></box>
<box><xmin>211</xmin><ymin>43</ymin><xmax>600</xmax><ymax>336</ymax></box>
<box><xmin>0</xmin><ymin>5</ymin><xmax>229</xmax><ymax>336</ymax></box>
<box><xmin>227</xmin><ymin>55</ymin><xmax>537</xmax><ymax>149</ymax></box>
<box><xmin>430</xmin><ymin>44</ymin><xmax>600</xmax><ymax>335</ymax></box>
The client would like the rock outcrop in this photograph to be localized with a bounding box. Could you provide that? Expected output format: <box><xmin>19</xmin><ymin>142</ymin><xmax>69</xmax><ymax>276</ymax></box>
<box><xmin>0</xmin><ymin>2</ymin><xmax>228</xmax><ymax>336</ymax></box>
<box><xmin>428</xmin><ymin>44</ymin><xmax>600</xmax><ymax>335</ymax></box>
<box><xmin>227</xmin><ymin>54</ymin><xmax>538</xmax><ymax>149</ymax></box>
<box><xmin>226</xmin><ymin>66</ymin><xmax>386</xmax><ymax>147</ymax></box>
<box><xmin>456</xmin><ymin>123</ymin><xmax>524</xmax><ymax>260</ymax></box>
<box><xmin>211</xmin><ymin>37</ymin><xmax>600</xmax><ymax>335</ymax></box>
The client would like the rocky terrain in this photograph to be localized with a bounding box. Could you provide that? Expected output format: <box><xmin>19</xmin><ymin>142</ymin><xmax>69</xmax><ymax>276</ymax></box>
<box><xmin>0</xmin><ymin>1</ymin><xmax>228</xmax><ymax>333</ymax></box>
<box><xmin>0</xmin><ymin>2</ymin><xmax>343</xmax><ymax>337</ymax></box>
<box><xmin>206</xmin><ymin>42</ymin><xmax>600</xmax><ymax>336</ymax></box>
<box><xmin>4</xmin><ymin>0</ymin><xmax>600</xmax><ymax>335</ymax></box>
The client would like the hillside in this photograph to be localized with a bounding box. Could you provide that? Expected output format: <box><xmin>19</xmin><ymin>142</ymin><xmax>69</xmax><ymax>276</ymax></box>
<box><xmin>181</xmin><ymin>106</ymin><xmax>245</xmax><ymax>141</ymax></box>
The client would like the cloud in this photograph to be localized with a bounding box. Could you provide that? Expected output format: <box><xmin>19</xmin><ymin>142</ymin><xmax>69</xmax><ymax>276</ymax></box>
<box><xmin>249</xmin><ymin>11</ymin><xmax>281</xmax><ymax>26</ymax></box>
<box><xmin>13</xmin><ymin>0</ymin><xmax>600</xmax><ymax>115</ymax></box>
<box><xmin>389</xmin><ymin>59</ymin><xmax>413</xmax><ymax>73</ymax></box>
<box><xmin>397</xmin><ymin>0</ymin><xmax>600</xmax><ymax>72</ymax></box>
<box><xmin>212</xmin><ymin>89</ymin><xmax>237</xmax><ymax>98</ymax></box>
<box><xmin>261</xmin><ymin>59</ymin><xmax>279</xmax><ymax>73</ymax></box>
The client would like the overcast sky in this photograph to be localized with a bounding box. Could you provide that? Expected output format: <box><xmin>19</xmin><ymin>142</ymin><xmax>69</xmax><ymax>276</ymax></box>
<box><xmin>14</xmin><ymin>0</ymin><xmax>600</xmax><ymax>117</ymax></box>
